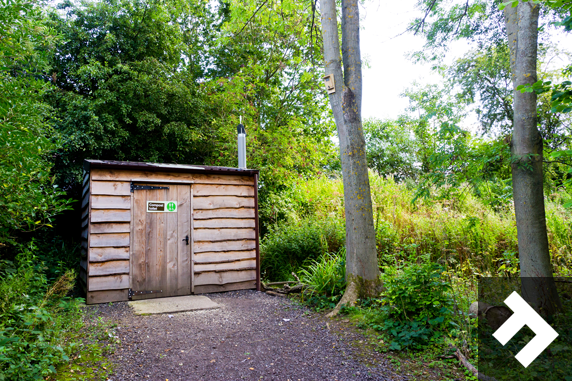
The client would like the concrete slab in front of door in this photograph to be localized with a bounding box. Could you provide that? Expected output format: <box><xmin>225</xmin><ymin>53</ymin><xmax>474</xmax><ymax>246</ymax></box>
<box><xmin>129</xmin><ymin>295</ymin><xmax>220</xmax><ymax>315</ymax></box>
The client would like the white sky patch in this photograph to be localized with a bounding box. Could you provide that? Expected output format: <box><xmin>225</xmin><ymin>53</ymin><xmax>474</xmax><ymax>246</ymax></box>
<box><xmin>360</xmin><ymin>0</ymin><xmax>572</xmax><ymax>124</ymax></box>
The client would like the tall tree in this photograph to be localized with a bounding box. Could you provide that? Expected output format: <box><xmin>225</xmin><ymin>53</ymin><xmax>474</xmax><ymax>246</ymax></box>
<box><xmin>503</xmin><ymin>1</ymin><xmax>561</xmax><ymax>314</ymax></box>
<box><xmin>320</xmin><ymin>0</ymin><xmax>379</xmax><ymax>315</ymax></box>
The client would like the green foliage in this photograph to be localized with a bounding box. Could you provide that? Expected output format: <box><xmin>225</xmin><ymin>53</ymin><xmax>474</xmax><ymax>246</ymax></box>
<box><xmin>299</xmin><ymin>249</ymin><xmax>346</xmax><ymax>297</ymax></box>
<box><xmin>0</xmin><ymin>248</ymin><xmax>75</xmax><ymax>379</ymax></box>
<box><xmin>0</xmin><ymin>0</ymin><xmax>73</xmax><ymax>246</ymax></box>
<box><xmin>363</xmin><ymin>118</ymin><xmax>420</xmax><ymax>181</ymax></box>
<box><xmin>0</xmin><ymin>244</ymin><xmax>115</xmax><ymax>380</ymax></box>
<box><xmin>266</xmin><ymin>173</ymin><xmax>572</xmax><ymax>277</ymax></box>
<box><xmin>47</xmin><ymin>0</ymin><xmax>219</xmax><ymax>191</ymax></box>
<box><xmin>260</xmin><ymin>217</ymin><xmax>345</xmax><ymax>281</ymax></box>
<box><xmin>298</xmin><ymin>250</ymin><xmax>346</xmax><ymax>311</ymax></box>
<box><xmin>377</xmin><ymin>262</ymin><xmax>455</xmax><ymax>350</ymax></box>
<box><xmin>47</xmin><ymin>0</ymin><xmax>337</xmax><ymax>207</ymax></box>
<box><xmin>339</xmin><ymin>262</ymin><xmax>473</xmax><ymax>353</ymax></box>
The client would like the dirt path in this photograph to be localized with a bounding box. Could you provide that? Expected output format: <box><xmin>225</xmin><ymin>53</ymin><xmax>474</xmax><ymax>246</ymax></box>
<box><xmin>94</xmin><ymin>290</ymin><xmax>405</xmax><ymax>381</ymax></box>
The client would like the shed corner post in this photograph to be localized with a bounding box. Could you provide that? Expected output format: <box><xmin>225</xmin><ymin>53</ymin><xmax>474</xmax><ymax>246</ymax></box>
<box><xmin>254</xmin><ymin>173</ymin><xmax>261</xmax><ymax>292</ymax></box>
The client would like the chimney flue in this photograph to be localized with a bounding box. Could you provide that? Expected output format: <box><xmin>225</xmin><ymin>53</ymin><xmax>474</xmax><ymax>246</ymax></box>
<box><xmin>237</xmin><ymin>122</ymin><xmax>246</xmax><ymax>169</ymax></box>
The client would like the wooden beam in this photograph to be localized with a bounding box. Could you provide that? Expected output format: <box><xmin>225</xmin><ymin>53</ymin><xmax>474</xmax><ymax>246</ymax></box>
<box><xmin>90</xmin><ymin>247</ymin><xmax>130</xmax><ymax>262</ymax></box>
<box><xmin>91</xmin><ymin>169</ymin><xmax>254</xmax><ymax>185</ymax></box>
<box><xmin>254</xmin><ymin>172</ymin><xmax>261</xmax><ymax>291</ymax></box>
<box><xmin>89</xmin><ymin>260</ymin><xmax>130</xmax><ymax>276</ymax></box>
<box><xmin>193</xmin><ymin>208</ymin><xmax>256</xmax><ymax>220</ymax></box>
<box><xmin>86</xmin><ymin>289</ymin><xmax>129</xmax><ymax>304</ymax></box>
<box><xmin>91</xmin><ymin>181</ymin><xmax>131</xmax><ymax>196</ymax></box>
<box><xmin>81</xmin><ymin>191</ymin><xmax>90</xmax><ymax>210</ymax></box>
<box><xmin>91</xmin><ymin>195</ymin><xmax>131</xmax><ymax>209</ymax></box>
<box><xmin>88</xmin><ymin>274</ymin><xmax>129</xmax><ymax>291</ymax></box>
<box><xmin>193</xmin><ymin>184</ymin><xmax>255</xmax><ymax>197</ymax></box>
<box><xmin>193</xmin><ymin>196</ymin><xmax>255</xmax><ymax>210</ymax></box>
<box><xmin>193</xmin><ymin>228</ymin><xmax>255</xmax><ymax>242</ymax></box>
<box><xmin>90</xmin><ymin>222</ymin><xmax>130</xmax><ymax>234</ymax></box>
<box><xmin>91</xmin><ymin>209</ymin><xmax>130</xmax><ymax>223</ymax></box>
<box><xmin>194</xmin><ymin>250</ymin><xmax>256</xmax><ymax>264</ymax></box>
<box><xmin>194</xmin><ymin>259</ymin><xmax>256</xmax><ymax>273</ymax></box>
<box><xmin>194</xmin><ymin>240</ymin><xmax>256</xmax><ymax>253</ymax></box>
<box><xmin>194</xmin><ymin>280</ymin><xmax>256</xmax><ymax>294</ymax></box>
<box><xmin>194</xmin><ymin>270</ymin><xmax>256</xmax><ymax>286</ymax></box>
<box><xmin>193</xmin><ymin>218</ymin><xmax>255</xmax><ymax>229</ymax></box>
<box><xmin>90</xmin><ymin>233</ymin><xmax>130</xmax><ymax>247</ymax></box>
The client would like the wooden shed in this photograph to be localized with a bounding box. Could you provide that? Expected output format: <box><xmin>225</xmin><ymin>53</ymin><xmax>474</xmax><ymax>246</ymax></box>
<box><xmin>80</xmin><ymin>160</ymin><xmax>260</xmax><ymax>304</ymax></box>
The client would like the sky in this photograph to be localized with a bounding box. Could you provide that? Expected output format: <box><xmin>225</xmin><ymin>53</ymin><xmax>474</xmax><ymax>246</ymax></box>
<box><xmin>359</xmin><ymin>0</ymin><xmax>572</xmax><ymax>123</ymax></box>
<box><xmin>360</xmin><ymin>0</ymin><xmax>439</xmax><ymax>121</ymax></box>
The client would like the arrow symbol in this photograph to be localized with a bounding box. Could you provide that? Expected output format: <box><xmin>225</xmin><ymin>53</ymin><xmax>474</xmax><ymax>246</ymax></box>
<box><xmin>492</xmin><ymin>291</ymin><xmax>559</xmax><ymax>368</ymax></box>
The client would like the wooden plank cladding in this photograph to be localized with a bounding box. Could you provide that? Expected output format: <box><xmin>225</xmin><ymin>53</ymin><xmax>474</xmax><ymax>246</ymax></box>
<box><xmin>194</xmin><ymin>280</ymin><xmax>256</xmax><ymax>294</ymax></box>
<box><xmin>194</xmin><ymin>240</ymin><xmax>257</xmax><ymax>253</ymax></box>
<box><xmin>194</xmin><ymin>218</ymin><xmax>255</xmax><ymax>229</ymax></box>
<box><xmin>193</xmin><ymin>196</ymin><xmax>254</xmax><ymax>210</ymax></box>
<box><xmin>193</xmin><ymin>184</ymin><xmax>254</xmax><ymax>197</ymax></box>
<box><xmin>82</xmin><ymin>160</ymin><xmax>260</xmax><ymax>303</ymax></box>
<box><xmin>90</xmin><ymin>233</ymin><xmax>129</xmax><ymax>247</ymax></box>
<box><xmin>91</xmin><ymin>209</ymin><xmax>130</xmax><ymax>223</ymax></box>
<box><xmin>193</xmin><ymin>208</ymin><xmax>255</xmax><ymax>219</ymax></box>
<box><xmin>194</xmin><ymin>269</ymin><xmax>257</xmax><ymax>286</ymax></box>
<box><xmin>90</xmin><ymin>247</ymin><xmax>130</xmax><ymax>262</ymax></box>
<box><xmin>194</xmin><ymin>250</ymin><xmax>256</xmax><ymax>264</ymax></box>
<box><xmin>194</xmin><ymin>259</ymin><xmax>256</xmax><ymax>273</ymax></box>
<box><xmin>91</xmin><ymin>181</ymin><xmax>131</xmax><ymax>196</ymax></box>
<box><xmin>193</xmin><ymin>228</ymin><xmax>255</xmax><ymax>242</ymax></box>
<box><xmin>81</xmin><ymin>191</ymin><xmax>90</xmax><ymax>210</ymax></box>
<box><xmin>91</xmin><ymin>222</ymin><xmax>130</xmax><ymax>234</ymax></box>
<box><xmin>87</xmin><ymin>289</ymin><xmax>129</xmax><ymax>304</ymax></box>
<box><xmin>91</xmin><ymin>169</ymin><xmax>254</xmax><ymax>185</ymax></box>
<box><xmin>89</xmin><ymin>261</ymin><xmax>129</xmax><ymax>276</ymax></box>
<box><xmin>91</xmin><ymin>195</ymin><xmax>130</xmax><ymax>209</ymax></box>
<box><xmin>89</xmin><ymin>274</ymin><xmax>129</xmax><ymax>291</ymax></box>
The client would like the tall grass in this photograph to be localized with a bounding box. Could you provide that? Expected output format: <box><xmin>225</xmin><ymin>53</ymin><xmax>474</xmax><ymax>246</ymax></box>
<box><xmin>260</xmin><ymin>172</ymin><xmax>572</xmax><ymax>278</ymax></box>
<box><xmin>260</xmin><ymin>218</ymin><xmax>345</xmax><ymax>281</ymax></box>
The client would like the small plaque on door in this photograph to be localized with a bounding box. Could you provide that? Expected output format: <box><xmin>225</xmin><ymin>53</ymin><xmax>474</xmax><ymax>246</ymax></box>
<box><xmin>147</xmin><ymin>201</ymin><xmax>178</xmax><ymax>213</ymax></box>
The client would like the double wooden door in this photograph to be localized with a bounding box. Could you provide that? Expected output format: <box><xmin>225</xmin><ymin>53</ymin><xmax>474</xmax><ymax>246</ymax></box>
<box><xmin>131</xmin><ymin>184</ymin><xmax>192</xmax><ymax>299</ymax></box>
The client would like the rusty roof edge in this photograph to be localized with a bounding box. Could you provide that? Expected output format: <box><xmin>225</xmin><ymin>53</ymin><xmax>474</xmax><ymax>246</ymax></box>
<box><xmin>84</xmin><ymin>159</ymin><xmax>259</xmax><ymax>176</ymax></box>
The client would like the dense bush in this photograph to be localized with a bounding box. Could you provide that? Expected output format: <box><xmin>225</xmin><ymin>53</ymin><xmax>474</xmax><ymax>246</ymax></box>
<box><xmin>0</xmin><ymin>248</ymin><xmax>80</xmax><ymax>380</ymax></box>
<box><xmin>260</xmin><ymin>217</ymin><xmax>345</xmax><ymax>281</ymax></box>
<box><xmin>376</xmin><ymin>262</ymin><xmax>455</xmax><ymax>350</ymax></box>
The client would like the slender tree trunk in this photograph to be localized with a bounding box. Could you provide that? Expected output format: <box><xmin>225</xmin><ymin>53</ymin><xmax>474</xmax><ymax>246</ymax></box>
<box><xmin>504</xmin><ymin>3</ymin><xmax>561</xmax><ymax>315</ymax></box>
<box><xmin>320</xmin><ymin>0</ymin><xmax>380</xmax><ymax>316</ymax></box>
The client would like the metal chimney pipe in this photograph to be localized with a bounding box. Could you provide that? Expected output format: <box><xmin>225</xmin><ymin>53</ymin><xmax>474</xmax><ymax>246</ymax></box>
<box><xmin>237</xmin><ymin>122</ymin><xmax>246</xmax><ymax>169</ymax></box>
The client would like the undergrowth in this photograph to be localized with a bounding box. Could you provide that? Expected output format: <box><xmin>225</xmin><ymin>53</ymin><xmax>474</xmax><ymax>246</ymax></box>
<box><xmin>0</xmin><ymin>243</ymin><xmax>115</xmax><ymax>380</ymax></box>
<box><xmin>261</xmin><ymin>173</ymin><xmax>572</xmax><ymax>279</ymax></box>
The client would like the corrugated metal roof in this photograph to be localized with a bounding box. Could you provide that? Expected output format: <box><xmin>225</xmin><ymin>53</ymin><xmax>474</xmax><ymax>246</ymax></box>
<box><xmin>84</xmin><ymin>160</ymin><xmax>259</xmax><ymax>176</ymax></box>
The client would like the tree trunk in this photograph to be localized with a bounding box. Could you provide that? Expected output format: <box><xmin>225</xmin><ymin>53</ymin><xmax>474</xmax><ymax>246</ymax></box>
<box><xmin>320</xmin><ymin>0</ymin><xmax>380</xmax><ymax>316</ymax></box>
<box><xmin>504</xmin><ymin>2</ymin><xmax>561</xmax><ymax>315</ymax></box>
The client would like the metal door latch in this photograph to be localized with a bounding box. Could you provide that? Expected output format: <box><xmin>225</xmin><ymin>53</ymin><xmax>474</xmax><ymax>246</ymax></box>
<box><xmin>128</xmin><ymin>289</ymin><xmax>163</xmax><ymax>300</ymax></box>
<box><xmin>131</xmin><ymin>184</ymin><xmax>169</xmax><ymax>192</ymax></box>
<box><xmin>182</xmin><ymin>235</ymin><xmax>189</xmax><ymax>245</ymax></box>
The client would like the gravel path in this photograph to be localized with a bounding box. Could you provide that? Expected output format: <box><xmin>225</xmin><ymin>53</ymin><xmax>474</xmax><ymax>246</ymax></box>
<box><xmin>94</xmin><ymin>290</ymin><xmax>406</xmax><ymax>381</ymax></box>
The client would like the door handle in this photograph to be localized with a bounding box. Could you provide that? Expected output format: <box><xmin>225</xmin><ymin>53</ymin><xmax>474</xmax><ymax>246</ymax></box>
<box><xmin>182</xmin><ymin>235</ymin><xmax>189</xmax><ymax>245</ymax></box>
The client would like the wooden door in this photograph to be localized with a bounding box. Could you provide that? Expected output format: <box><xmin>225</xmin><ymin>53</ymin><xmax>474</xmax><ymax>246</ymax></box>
<box><xmin>131</xmin><ymin>184</ymin><xmax>192</xmax><ymax>299</ymax></box>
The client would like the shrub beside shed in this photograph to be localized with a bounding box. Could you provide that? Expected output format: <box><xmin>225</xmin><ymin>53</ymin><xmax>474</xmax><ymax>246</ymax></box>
<box><xmin>80</xmin><ymin>160</ymin><xmax>260</xmax><ymax>304</ymax></box>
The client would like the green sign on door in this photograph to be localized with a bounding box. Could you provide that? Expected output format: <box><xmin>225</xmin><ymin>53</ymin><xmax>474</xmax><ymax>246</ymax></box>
<box><xmin>147</xmin><ymin>201</ymin><xmax>178</xmax><ymax>213</ymax></box>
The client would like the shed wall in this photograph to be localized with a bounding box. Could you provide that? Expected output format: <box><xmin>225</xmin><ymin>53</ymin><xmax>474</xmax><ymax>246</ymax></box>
<box><xmin>84</xmin><ymin>168</ymin><xmax>258</xmax><ymax>304</ymax></box>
